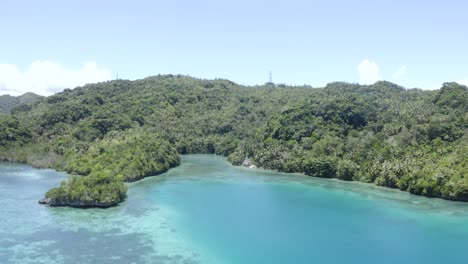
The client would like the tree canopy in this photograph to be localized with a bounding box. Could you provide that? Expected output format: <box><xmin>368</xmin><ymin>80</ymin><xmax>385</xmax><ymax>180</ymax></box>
<box><xmin>1</xmin><ymin>75</ymin><xmax>466</xmax><ymax>206</ymax></box>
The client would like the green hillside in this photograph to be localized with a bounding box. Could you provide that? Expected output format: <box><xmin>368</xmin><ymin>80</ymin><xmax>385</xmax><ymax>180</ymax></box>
<box><xmin>1</xmin><ymin>75</ymin><xmax>466</xmax><ymax>207</ymax></box>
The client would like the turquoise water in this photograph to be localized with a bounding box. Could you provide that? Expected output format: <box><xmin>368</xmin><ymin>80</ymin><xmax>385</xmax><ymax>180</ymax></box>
<box><xmin>1</xmin><ymin>155</ymin><xmax>468</xmax><ymax>264</ymax></box>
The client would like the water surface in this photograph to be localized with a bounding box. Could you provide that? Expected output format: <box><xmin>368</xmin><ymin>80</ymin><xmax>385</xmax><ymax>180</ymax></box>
<box><xmin>1</xmin><ymin>155</ymin><xmax>468</xmax><ymax>264</ymax></box>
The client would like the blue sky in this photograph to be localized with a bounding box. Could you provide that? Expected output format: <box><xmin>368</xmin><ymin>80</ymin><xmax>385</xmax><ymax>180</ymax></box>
<box><xmin>1</xmin><ymin>0</ymin><xmax>467</xmax><ymax>95</ymax></box>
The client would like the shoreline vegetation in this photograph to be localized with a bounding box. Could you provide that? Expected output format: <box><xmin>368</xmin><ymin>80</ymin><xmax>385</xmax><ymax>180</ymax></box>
<box><xmin>0</xmin><ymin>75</ymin><xmax>466</xmax><ymax>207</ymax></box>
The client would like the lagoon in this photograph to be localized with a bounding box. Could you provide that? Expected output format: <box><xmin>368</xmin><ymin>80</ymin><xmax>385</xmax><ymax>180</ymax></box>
<box><xmin>1</xmin><ymin>155</ymin><xmax>468</xmax><ymax>264</ymax></box>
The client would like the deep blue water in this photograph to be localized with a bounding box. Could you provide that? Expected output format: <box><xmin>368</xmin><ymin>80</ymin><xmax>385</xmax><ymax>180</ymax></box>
<box><xmin>1</xmin><ymin>155</ymin><xmax>468</xmax><ymax>264</ymax></box>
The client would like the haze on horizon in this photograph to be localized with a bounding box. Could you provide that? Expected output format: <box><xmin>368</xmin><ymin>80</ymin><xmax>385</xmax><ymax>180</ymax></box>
<box><xmin>1</xmin><ymin>0</ymin><xmax>467</xmax><ymax>96</ymax></box>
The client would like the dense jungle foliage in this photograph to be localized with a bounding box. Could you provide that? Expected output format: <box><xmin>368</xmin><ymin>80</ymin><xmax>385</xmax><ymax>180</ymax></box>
<box><xmin>45</xmin><ymin>170</ymin><xmax>128</xmax><ymax>207</ymax></box>
<box><xmin>0</xmin><ymin>75</ymin><xmax>466</xmax><ymax>206</ymax></box>
<box><xmin>62</xmin><ymin>128</ymin><xmax>180</xmax><ymax>182</ymax></box>
<box><xmin>234</xmin><ymin>82</ymin><xmax>468</xmax><ymax>201</ymax></box>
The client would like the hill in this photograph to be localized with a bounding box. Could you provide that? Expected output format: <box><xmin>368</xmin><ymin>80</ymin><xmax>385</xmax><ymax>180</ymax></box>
<box><xmin>0</xmin><ymin>75</ymin><xmax>466</xmax><ymax>207</ymax></box>
<box><xmin>0</xmin><ymin>92</ymin><xmax>43</xmax><ymax>113</ymax></box>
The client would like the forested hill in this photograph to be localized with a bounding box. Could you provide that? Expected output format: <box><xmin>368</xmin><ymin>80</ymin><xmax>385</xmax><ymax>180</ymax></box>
<box><xmin>0</xmin><ymin>92</ymin><xmax>42</xmax><ymax>113</ymax></box>
<box><xmin>0</xmin><ymin>75</ymin><xmax>466</xmax><ymax>206</ymax></box>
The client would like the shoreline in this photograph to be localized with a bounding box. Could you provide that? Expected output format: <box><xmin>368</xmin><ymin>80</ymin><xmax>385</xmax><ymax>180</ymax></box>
<box><xmin>1</xmin><ymin>153</ymin><xmax>467</xmax><ymax>207</ymax></box>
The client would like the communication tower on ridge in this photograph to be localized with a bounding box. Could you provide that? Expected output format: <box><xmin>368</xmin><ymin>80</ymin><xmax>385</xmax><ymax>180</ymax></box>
<box><xmin>265</xmin><ymin>71</ymin><xmax>275</xmax><ymax>87</ymax></box>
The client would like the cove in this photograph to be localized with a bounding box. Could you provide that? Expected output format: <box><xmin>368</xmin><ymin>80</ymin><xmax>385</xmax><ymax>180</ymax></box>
<box><xmin>1</xmin><ymin>155</ymin><xmax>468</xmax><ymax>264</ymax></box>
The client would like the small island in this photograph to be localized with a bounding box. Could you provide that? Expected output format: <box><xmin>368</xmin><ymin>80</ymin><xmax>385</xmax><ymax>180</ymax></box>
<box><xmin>39</xmin><ymin>171</ymin><xmax>127</xmax><ymax>208</ymax></box>
<box><xmin>35</xmin><ymin>129</ymin><xmax>180</xmax><ymax>207</ymax></box>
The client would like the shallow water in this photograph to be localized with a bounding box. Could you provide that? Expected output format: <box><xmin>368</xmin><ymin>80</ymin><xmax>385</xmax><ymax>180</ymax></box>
<box><xmin>1</xmin><ymin>155</ymin><xmax>468</xmax><ymax>264</ymax></box>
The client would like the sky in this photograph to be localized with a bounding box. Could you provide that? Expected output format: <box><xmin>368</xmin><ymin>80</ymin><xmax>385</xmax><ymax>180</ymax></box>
<box><xmin>1</xmin><ymin>0</ymin><xmax>467</xmax><ymax>96</ymax></box>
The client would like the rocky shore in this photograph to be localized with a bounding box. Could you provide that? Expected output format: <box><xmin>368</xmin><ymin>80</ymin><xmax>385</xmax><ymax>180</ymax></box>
<box><xmin>38</xmin><ymin>197</ymin><xmax>118</xmax><ymax>208</ymax></box>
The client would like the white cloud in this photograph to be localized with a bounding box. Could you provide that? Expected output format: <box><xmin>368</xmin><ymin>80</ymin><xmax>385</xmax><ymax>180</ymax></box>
<box><xmin>358</xmin><ymin>59</ymin><xmax>381</xmax><ymax>85</ymax></box>
<box><xmin>0</xmin><ymin>60</ymin><xmax>112</xmax><ymax>96</ymax></box>
<box><xmin>392</xmin><ymin>65</ymin><xmax>407</xmax><ymax>80</ymax></box>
